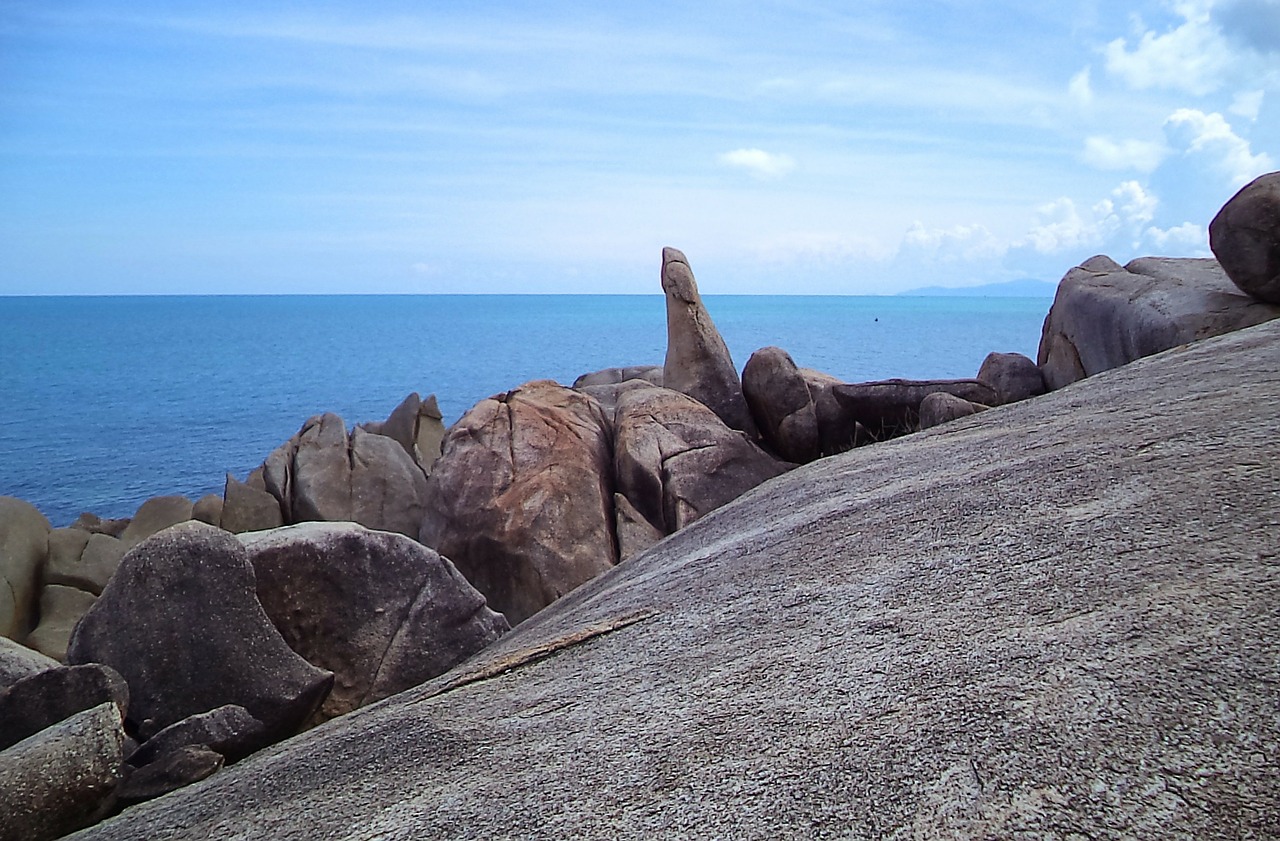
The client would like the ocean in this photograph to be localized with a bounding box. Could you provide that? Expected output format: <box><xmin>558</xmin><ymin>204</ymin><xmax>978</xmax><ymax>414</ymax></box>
<box><xmin>1</xmin><ymin>294</ymin><xmax>1052</xmax><ymax>526</ymax></box>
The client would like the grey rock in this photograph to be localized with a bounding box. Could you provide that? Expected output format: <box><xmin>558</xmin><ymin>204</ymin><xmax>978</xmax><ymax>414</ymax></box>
<box><xmin>117</xmin><ymin>745</ymin><xmax>223</xmax><ymax>807</ymax></box>
<box><xmin>219</xmin><ymin>472</ymin><xmax>285</xmax><ymax>534</ymax></box>
<box><xmin>0</xmin><ymin>702</ymin><xmax>124</xmax><ymax>841</ymax></box>
<box><xmin>660</xmin><ymin>247</ymin><xmax>758</xmax><ymax>437</ymax></box>
<box><xmin>573</xmin><ymin>365</ymin><xmax>664</xmax><ymax>388</ymax></box>
<box><xmin>66</xmin><ymin>522</ymin><xmax>333</xmax><ymax>742</ymax></box>
<box><xmin>63</xmin><ymin>318</ymin><xmax>1280</xmax><ymax>841</ymax></box>
<box><xmin>1210</xmin><ymin>170</ymin><xmax>1280</xmax><ymax>303</ymax></box>
<box><xmin>360</xmin><ymin>392</ymin><xmax>448</xmax><ymax>470</ymax></box>
<box><xmin>0</xmin><ymin>496</ymin><xmax>50</xmax><ymax>641</ymax></box>
<box><xmin>119</xmin><ymin>495</ymin><xmax>194</xmax><ymax>547</ymax></box>
<box><xmin>128</xmin><ymin>705</ymin><xmax>267</xmax><ymax>767</ymax></box>
<box><xmin>0</xmin><ymin>636</ymin><xmax>59</xmax><ymax>690</ymax></box>
<box><xmin>1037</xmin><ymin>254</ymin><xmax>1280</xmax><ymax>390</ymax></box>
<box><xmin>43</xmin><ymin>531</ymin><xmax>124</xmax><ymax>597</ymax></box>
<box><xmin>918</xmin><ymin>392</ymin><xmax>990</xmax><ymax>429</ymax></box>
<box><xmin>240</xmin><ymin>522</ymin><xmax>508</xmax><ymax>723</ymax></box>
<box><xmin>832</xmin><ymin>378</ymin><xmax>998</xmax><ymax>441</ymax></box>
<box><xmin>24</xmin><ymin>585</ymin><xmax>98</xmax><ymax>663</ymax></box>
<box><xmin>69</xmin><ymin>513</ymin><xmax>130</xmax><ymax>538</ymax></box>
<box><xmin>613</xmin><ymin>383</ymin><xmax>791</xmax><ymax>536</ymax></box>
<box><xmin>192</xmin><ymin>494</ymin><xmax>224</xmax><ymax>527</ymax></box>
<box><xmin>420</xmin><ymin>380</ymin><xmax>617</xmax><ymax>625</ymax></box>
<box><xmin>0</xmin><ymin>662</ymin><xmax>129</xmax><ymax>751</ymax></box>
<box><xmin>742</xmin><ymin>347</ymin><xmax>852</xmax><ymax>462</ymax></box>
<box><xmin>613</xmin><ymin>493</ymin><xmax>666</xmax><ymax>561</ymax></box>
<box><xmin>976</xmin><ymin>351</ymin><xmax>1046</xmax><ymax>405</ymax></box>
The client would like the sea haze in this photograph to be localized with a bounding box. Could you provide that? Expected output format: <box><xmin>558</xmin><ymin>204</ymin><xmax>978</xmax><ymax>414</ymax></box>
<box><xmin>1</xmin><ymin>294</ymin><xmax>1051</xmax><ymax>525</ymax></box>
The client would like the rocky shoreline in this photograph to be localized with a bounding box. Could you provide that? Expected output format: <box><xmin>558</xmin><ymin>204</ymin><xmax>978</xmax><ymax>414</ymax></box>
<box><xmin>1</xmin><ymin>172</ymin><xmax>1278</xmax><ymax>839</ymax></box>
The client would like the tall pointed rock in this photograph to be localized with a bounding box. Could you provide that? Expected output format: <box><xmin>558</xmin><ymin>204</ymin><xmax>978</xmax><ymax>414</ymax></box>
<box><xmin>660</xmin><ymin>247</ymin><xmax>758</xmax><ymax>437</ymax></box>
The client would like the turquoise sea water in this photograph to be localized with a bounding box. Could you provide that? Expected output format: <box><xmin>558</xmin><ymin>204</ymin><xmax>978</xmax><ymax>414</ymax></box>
<box><xmin>1</xmin><ymin>294</ymin><xmax>1051</xmax><ymax>526</ymax></box>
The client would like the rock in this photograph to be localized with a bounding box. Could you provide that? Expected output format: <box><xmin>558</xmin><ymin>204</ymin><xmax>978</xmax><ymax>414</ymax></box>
<box><xmin>1037</xmin><ymin>254</ymin><xmax>1280</xmax><ymax>390</ymax></box>
<box><xmin>119</xmin><ymin>496</ymin><xmax>194</xmax><ymax>548</ymax></box>
<box><xmin>25</xmin><ymin>585</ymin><xmax>99</xmax><ymax>662</ymax></box>
<box><xmin>0</xmin><ymin>702</ymin><xmax>124</xmax><ymax>841</ymax></box>
<box><xmin>262</xmin><ymin>414</ymin><xmax>429</xmax><ymax>539</ymax></box>
<box><xmin>65</xmin><ymin>319</ymin><xmax>1280</xmax><ymax>840</ymax></box>
<box><xmin>192</xmin><ymin>494</ymin><xmax>224</xmax><ymax>526</ymax></box>
<box><xmin>613</xmin><ymin>493</ymin><xmax>666</xmax><ymax>561</ymax></box>
<box><xmin>241</xmin><ymin>522</ymin><xmax>508</xmax><ymax>722</ymax></box>
<box><xmin>573</xmin><ymin>365</ymin><xmax>664</xmax><ymax>388</ymax></box>
<box><xmin>66</xmin><ymin>522</ymin><xmax>333</xmax><ymax>743</ymax></box>
<box><xmin>220</xmin><ymin>473</ymin><xmax>285</xmax><ymax>535</ymax></box>
<box><xmin>660</xmin><ymin>247</ymin><xmax>758</xmax><ymax>437</ymax></box>
<box><xmin>918</xmin><ymin>392</ymin><xmax>990</xmax><ymax>429</ymax></box>
<box><xmin>43</xmin><ymin>531</ymin><xmax>124</xmax><ymax>597</ymax></box>
<box><xmin>128</xmin><ymin>705</ymin><xmax>267</xmax><ymax>767</ymax></box>
<box><xmin>1209</xmin><ymin>171</ymin><xmax>1280</xmax><ymax>303</ymax></box>
<box><xmin>0</xmin><ymin>496</ymin><xmax>51</xmax><ymax>641</ymax></box>
<box><xmin>832</xmin><ymin>378</ymin><xmax>998</xmax><ymax>441</ymax></box>
<box><xmin>117</xmin><ymin>745</ymin><xmax>223</xmax><ymax>807</ymax></box>
<box><xmin>420</xmin><ymin>380</ymin><xmax>617</xmax><ymax>625</ymax></box>
<box><xmin>613</xmin><ymin>383</ymin><xmax>791</xmax><ymax>536</ymax></box>
<box><xmin>976</xmin><ymin>352</ymin><xmax>1045</xmax><ymax>405</ymax></box>
<box><xmin>742</xmin><ymin>347</ymin><xmax>853</xmax><ymax>462</ymax></box>
<box><xmin>0</xmin><ymin>636</ymin><xmax>59</xmax><ymax>690</ymax></box>
<box><xmin>360</xmin><ymin>392</ymin><xmax>448</xmax><ymax>470</ymax></box>
<box><xmin>69</xmin><ymin>513</ymin><xmax>130</xmax><ymax>538</ymax></box>
<box><xmin>0</xmin><ymin>662</ymin><xmax>129</xmax><ymax>751</ymax></box>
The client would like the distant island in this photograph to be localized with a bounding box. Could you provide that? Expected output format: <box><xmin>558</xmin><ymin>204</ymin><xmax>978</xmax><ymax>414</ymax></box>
<box><xmin>898</xmin><ymin>278</ymin><xmax>1057</xmax><ymax>297</ymax></box>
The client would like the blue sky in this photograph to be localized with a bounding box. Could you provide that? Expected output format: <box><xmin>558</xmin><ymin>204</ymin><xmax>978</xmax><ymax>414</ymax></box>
<box><xmin>1</xmin><ymin>1</ymin><xmax>1276</xmax><ymax>294</ymax></box>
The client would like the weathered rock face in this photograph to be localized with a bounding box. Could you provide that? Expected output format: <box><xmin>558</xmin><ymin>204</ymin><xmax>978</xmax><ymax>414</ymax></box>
<box><xmin>192</xmin><ymin>494</ymin><xmax>224</xmax><ymax>526</ymax></box>
<box><xmin>0</xmin><ymin>496</ymin><xmax>51</xmax><ymax>641</ymax></box>
<box><xmin>660</xmin><ymin>248</ymin><xmax>758</xmax><ymax>437</ymax></box>
<box><xmin>742</xmin><ymin>346</ymin><xmax>853</xmax><ymax>462</ymax></box>
<box><xmin>360</xmin><ymin>392</ymin><xmax>448</xmax><ymax>470</ymax></box>
<box><xmin>117</xmin><ymin>745</ymin><xmax>223</xmax><ymax>807</ymax></box>
<box><xmin>918</xmin><ymin>391</ymin><xmax>990</xmax><ymax>429</ymax></box>
<box><xmin>68</xmin><ymin>319</ymin><xmax>1280</xmax><ymax>841</ymax></box>
<box><xmin>420</xmin><ymin>381</ymin><xmax>616</xmax><ymax>626</ymax></box>
<box><xmin>0</xmin><ymin>702</ymin><xmax>124</xmax><ymax>841</ymax></box>
<box><xmin>832</xmin><ymin>378</ymin><xmax>998</xmax><ymax>441</ymax></box>
<box><xmin>613</xmin><ymin>383</ymin><xmax>791</xmax><ymax>540</ymax></box>
<box><xmin>24</xmin><ymin>585</ymin><xmax>98</xmax><ymax>663</ymax></box>
<box><xmin>66</xmin><ymin>522</ymin><xmax>333</xmax><ymax>742</ymax></box>
<box><xmin>1210</xmin><ymin>171</ymin><xmax>1280</xmax><ymax>304</ymax></box>
<box><xmin>573</xmin><ymin>365</ymin><xmax>664</xmax><ymax>389</ymax></box>
<box><xmin>0</xmin><ymin>636</ymin><xmax>59</xmax><ymax>690</ymax></box>
<box><xmin>262</xmin><ymin>414</ymin><xmax>430</xmax><ymax>539</ymax></box>
<box><xmin>240</xmin><ymin>522</ymin><xmax>508</xmax><ymax>722</ymax></box>
<box><xmin>219</xmin><ymin>473</ymin><xmax>285</xmax><ymax>535</ymax></box>
<box><xmin>0</xmin><ymin>662</ymin><xmax>129</xmax><ymax>752</ymax></box>
<box><xmin>976</xmin><ymin>351</ymin><xmax>1045</xmax><ymax>405</ymax></box>
<box><xmin>127</xmin><ymin>704</ymin><xmax>267</xmax><ymax>768</ymax></box>
<box><xmin>119</xmin><ymin>495</ymin><xmax>194</xmax><ymax>547</ymax></box>
<box><xmin>1037</xmin><ymin>254</ymin><xmax>1280</xmax><ymax>390</ymax></box>
<box><xmin>43</xmin><ymin>530</ymin><xmax>124</xmax><ymax>596</ymax></box>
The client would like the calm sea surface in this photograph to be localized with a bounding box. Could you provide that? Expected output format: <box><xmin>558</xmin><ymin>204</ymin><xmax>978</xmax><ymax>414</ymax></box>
<box><xmin>1</xmin><ymin>294</ymin><xmax>1051</xmax><ymax>526</ymax></box>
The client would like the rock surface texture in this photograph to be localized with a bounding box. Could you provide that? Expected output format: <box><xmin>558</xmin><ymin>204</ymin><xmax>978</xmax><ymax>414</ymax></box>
<box><xmin>69</xmin><ymin>319</ymin><xmax>1280</xmax><ymax>840</ymax></box>
<box><xmin>241</xmin><ymin>522</ymin><xmax>508</xmax><ymax>722</ymax></box>
<box><xmin>832</xmin><ymin>378</ymin><xmax>997</xmax><ymax>441</ymax></box>
<box><xmin>0</xmin><ymin>496</ymin><xmax>51</xmax><ymax>641</ymax></box>
<box><xmin>66</xmin><ymin>522</ymin><xmax>333</xmax><ymax>742</ymax></box>
<box><xmin>742</xmin><ymin>346</ymin><xmax>850</xmax><ymax>462</ymax></box>
<box><xmin>420</xmin><ymin>380</ymin><xmax>617</xmax><ymax>625</ymax></box>
<box><xmin>975</xmin><ymin>351</ymin><xmax>1045</xmax><ymax>405</ymax></box>
<box><xmin>1209</xmin><ymin>170</ymin><xmax>1280</xmax><ymax>303</ymax></box>
<box><xmin>1037</xmin><ymin>254</ymin><xmax>1280</xmax><ymax>389</ymax></box>
<box><xmin>660</xmin><ymin>247</ymin><xmax>758</xmax><ymax>437</ymax></box>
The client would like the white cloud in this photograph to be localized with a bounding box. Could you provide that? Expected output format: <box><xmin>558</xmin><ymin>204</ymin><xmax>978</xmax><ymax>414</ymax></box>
<box><xmin>1164</xmin><ymin>107</ymin><xmax>1274</xmax><ymax>185</ymax></box>
<box><xmin>1104</xmin><ymin>1</ymin><xmax>1240</xmax><ymax>95</ymax></box>
<box><xmin>900</xmin><ymin>222</ymin><xmax>1004</xmax><ymax>263</ymax></box>
<box><xmin>1019</xmin><ymin>181</ymin><xmax>1158</xmax><ymax>254</ymax></box>
<box><xmin>1229</xmin><ymin>88</ymin><xmax>1265</xmax><ymax>120</ymax></box>
<box><xmin>1081</xmin><ymin>136</ymin><xmax>1168</xmax><ymax>172</ymax></box>
<box><xmin>718</xmin><ymin>148</ymin><xmax>796</xmax><ymax>179</ymax></box>
<box><xmin>1068</xmin><ymin>66</ymin><xmax>1094</xmax><ymax>106</ymax></box>
<box><xmin>1145</xmin><ymin>221</ymin><xmax>1208</xmax><ymax>251</ymax></box>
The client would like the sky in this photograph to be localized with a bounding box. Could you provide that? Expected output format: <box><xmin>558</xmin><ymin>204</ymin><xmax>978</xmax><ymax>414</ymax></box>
<box><xmin>0</xmin><ymin>0</ymin><xmax>1277</xmax><ymax>294</ymax></box>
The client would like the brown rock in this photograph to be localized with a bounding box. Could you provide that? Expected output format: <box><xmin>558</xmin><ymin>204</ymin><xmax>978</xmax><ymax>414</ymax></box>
<box><xmin>219</xmin><ymin>473</ymin><xmax>285</xmax><ymax>535</ymax></box>
<box><xmin>0</xmin><ymin>636</ymin><xmax>59</xmax><ymax>691</ymax></box>
<box><xmin>613</xmin><ymin>383</ymin><xmax>791</xmax><ymax>536</ymax></box>
<box><xmin>241</xmin><ymin>522</ymin><xmax>508</xmax><ymax>722</ymax></box>
<box><xmin>119</xmin><ymin>496</ymin><xmax>194</xmax><ymax>548</ymax></box>
<box><xmin>1209</xmin><ymin>171</ymin><xmax>1280</xmax><ymax>303</ymax></box>
<box><xmin>24</xmin><ymin>585</ymin><xmax>98</xmax><ymax>663</ymax></box>
<box><xmin>0</xmin><ymin>497</ymin><xmax>50</xmax><ymax>642</ymax></box>
<box><xmin>573</xmin><ymin>365</ymin><xmax>664</xmax><ymax>388</ymax></box>
<box><xmin>192</xmin><ymin>494</ymin><xmax>224</xmax><ymax>526</ymax></box>
<box><xmin>0</xmin><ymin>662</ymin><xmax>129</xmax><ymax>752</ymax></box>
<box><xmin>43</xmin><ymin>531</ymin><xmax>124</xmax><ymax>597</ymax></box>
<box><xmin>420</xmin><ymin>380</ymin><xmax>617</xmax><ymax>625</ymax></box>
<box><xmin>661</xmin><ymin>247</ymin><xmax>758</xmax><ymax>437</ymax></box>
<box><xmin>918</xmin><ymin>392</ymin><xmax>990</xmax><ymax>429</ymax></box>
<box><xmin>66</xmin><ymin>522</ymin><xmax>333</xmax><ymax>742</ymax></box>
<box><xmin>68</xmin><ymin>513</ymin><xmax>130</xmax><ymax>538</ymax></box>
<box><xmin>742</xmin><ymin>347</ymin><xmax>853</xmax><ymax>462</ymax></box>
<box><xmin>976</xmin><ymin>352</ymin><xmax>1045</xmax><ymax>405</ymax></box>
<box><xmin>360</xmin><ymin>392</ymin><xmax>448</xmax><ymax>470</ymax></box>
<box><xmin>832</xmin><ymin>379</ymin><xmax>998</xmax><ymax>441</ymax></box>
<box><xmin>1037</xmin><ymin>254</ymin><xmax>1280</xmax><ymax>390</ymax></box>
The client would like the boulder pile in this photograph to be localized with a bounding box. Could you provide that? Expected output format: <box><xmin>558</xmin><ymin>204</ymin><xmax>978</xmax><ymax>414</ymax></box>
<box><xmin>2</xmin><ymin>173</ymin><xmax>1279</xmax><ymax>837</ymax></box>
